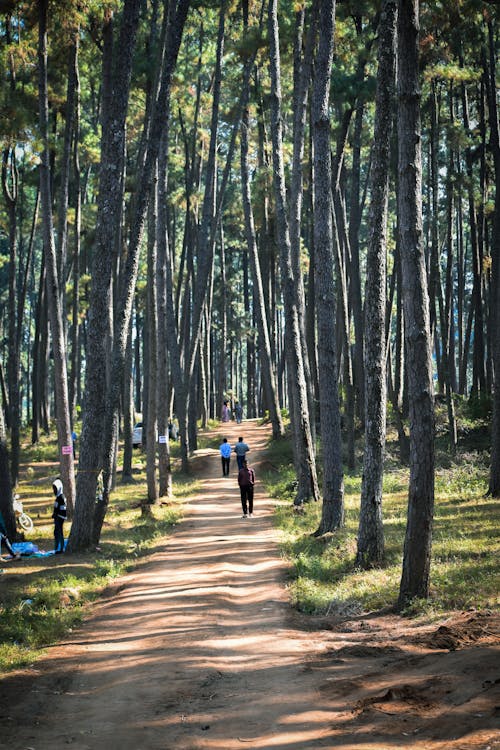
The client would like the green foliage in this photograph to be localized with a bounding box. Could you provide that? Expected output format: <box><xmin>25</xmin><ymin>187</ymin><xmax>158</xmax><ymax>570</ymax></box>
<box><xmin>266</xmin><ymin>436</ymin><xmax>498</xmax><ymax>618</ymax></box>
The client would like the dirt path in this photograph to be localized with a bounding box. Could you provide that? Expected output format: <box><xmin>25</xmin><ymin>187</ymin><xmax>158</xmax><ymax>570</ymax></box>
<box><xmin>0</xmin><ymin>420</ymin><xmax>499</xmax><ymax>750</ymax></box>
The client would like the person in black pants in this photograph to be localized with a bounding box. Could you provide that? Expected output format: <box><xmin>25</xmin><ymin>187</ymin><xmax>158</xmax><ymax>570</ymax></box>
<box><xmin>219</xmin><ymin>437</ymin><xmax>231</xmax><ymax>476</ymax></box>
<box><xmin>52</xmin><ymin>478</ymin><xmax>67</xmax><ymax>554</ymax></box>
<box><xmin>238</xmin><ymin>460</ymin><xmax>255</xmax><ymax>518</ymax></box>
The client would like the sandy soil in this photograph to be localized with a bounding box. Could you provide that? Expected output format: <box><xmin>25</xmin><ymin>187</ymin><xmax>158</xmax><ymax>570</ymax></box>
<box><xmin>0</xmin><ymin>420</ymin><xmax>498</xmax><ymax>750</ymax></box>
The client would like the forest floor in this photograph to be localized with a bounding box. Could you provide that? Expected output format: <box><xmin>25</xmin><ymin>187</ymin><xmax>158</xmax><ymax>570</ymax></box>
<box><xmin>0</xmin><ymin>420</ymin><xmax>498</xmax><ymax>750</ymax></box>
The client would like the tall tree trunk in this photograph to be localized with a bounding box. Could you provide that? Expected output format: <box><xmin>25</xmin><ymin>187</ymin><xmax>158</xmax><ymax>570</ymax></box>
<box><xmin>334</xmin><ymin>189</ymin><xmax>356</xmax><ymax>470</ymax></box>
<box><xmin>428</xmin><ymin>80</ymin><xmax>446</xmax><ymax>394</ymax></box>
<box><xmin>145</xmin><ymin>165</ymin><xmax>159</xmax><ymax>508</ymax></box>
<box><xmin>38</xmin><ymin>0</ymin><xmax>76</xmax><ymax>515</ymax></box>
<box><xmin>462</xmin><ymin>76</ymin><xmax>486</xmax><ymax>396</ymax></box>
<box><xmin>69</xmin><ymin>0</ymin><xmax>143</xmax><ymax>550</ymax></box>
<box><xmin>121</xmin><ymin>323</ymin><xmax>135</xmax><ymax>483</ymax></box>
<box><xmin>240</xmin><ymin>44</ymin><xmax>283</xmax><ymax>439</ymax></box>
<box><xmin>93</xmin><ymin>0</ymin><xmax>190</xmax><ymax>545</ymax></box>
<box><xmin>31</xmin><ymin>259</ymin><xmax>46</xmax><ymax>445</ymax></box>
<box><xmin>2</xmin><ymin>146</ymin><xmax>20</xmax><ymax>487</ymax></box>
<box><xmin>487</xmin><ymin>18</ymin><xmax>500</xmax><ymax>496</ymax></box>
<box><xmin>444</xmin><ymin>82</ymin><xmax>458</xmax><ymax>451</ymax></box>
<box><xmin>397</xmin><ymin>0</ymin><xmax>435</xmax><ymax>607</ymax></box>
<box><xmin>69</xmin><ymin>43</ymin><xmax>81</xmax><ymax>424</ymax></box>
<box><xmin>311</xmin><ymin>0</ymin><xmax>344</xmax><ymax>534</ymax></box>
<box><xmin>289</xmin><ymin>5</ymin><xmax>318</xmax><ymax>444</ymax></box>
<box><xmin>57</xmin><ymin>31</ymin><xmax>79</xmax><ymax>294</ymax></box>
<box><xmin>268</xmin><ymin>0</ymin><xmax>319</xmax><ymax>503</ymax></box>
<box><xmin>357</xmin><ymin>0</ymin><xmax>397</xmax><ymax>567</ymax></box>
<box><xmin>157</xmin><ymin>133</ymin><xmax>172</xmax><ymax>498</ymax></box>
<box><xmin>218</xmin><ymin>223</ymin><xmax>228</xmax><ymax>413</ymax></box>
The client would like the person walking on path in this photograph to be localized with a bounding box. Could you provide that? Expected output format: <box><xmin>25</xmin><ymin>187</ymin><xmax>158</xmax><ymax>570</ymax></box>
<box><xmin>234</xmin><ymin>401</ymin><xmax>243</xmax><ymax>424</ymax></box>
<box><xmin>219</xmin><ymin>437</ymin><xmax>231</xmax><ymax>476</ymax></box>
<box><xmin>234</xmin><ymin>435</ymin><xmax>250</xmax><ymax>470</ymax></box>
<box><xmin>52</xmin><ymin>478</ymin><xmax>67</xmax><ymax>554</ymax></box>
<box><xmin>238</xmin><ymin>459</ymin><xmax>255</xmax><ymax>518</ymax></box>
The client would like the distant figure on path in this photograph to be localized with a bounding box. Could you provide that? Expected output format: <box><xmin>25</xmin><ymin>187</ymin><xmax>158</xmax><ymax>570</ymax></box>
<box><xmin>234</xmin><ymin>436</ymin><xmax>250</xmax><ymax>470</ymax></box>
<box><xmin>222</xmin><ymin>401</ymin><xmax>230</xmax><ymax>423</ymax></box>
<box><xmin>219</xmin><ymin>438</ymin><xmax>231</xmax><ymax>476</ymax></box>
<box><xmin>234</xmin><ymin>401</ymin><xmax>243</xmax><ymax>424</ymax></box>
<box><xmin>238</xmin><ymin>460</ymin><xmax>255</xmax><ymax>518</ymax></box>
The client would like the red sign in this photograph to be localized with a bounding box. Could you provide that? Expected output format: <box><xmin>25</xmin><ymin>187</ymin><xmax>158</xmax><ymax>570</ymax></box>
<box><xmin>62</xmin><ymin>445</ymin><xmax>73</xmax><ymax>455</ymax></box>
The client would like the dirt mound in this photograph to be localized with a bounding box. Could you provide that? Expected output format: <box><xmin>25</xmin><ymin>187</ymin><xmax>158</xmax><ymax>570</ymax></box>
<box><xmin>424</xmin><ymin>611</ymin><xmax>499</xmax><ymax>650</ymax></box>
<box><xmin>355</xmin><ymin>680</ymin><xmax>440</xmax><ymax>716</ymax></box>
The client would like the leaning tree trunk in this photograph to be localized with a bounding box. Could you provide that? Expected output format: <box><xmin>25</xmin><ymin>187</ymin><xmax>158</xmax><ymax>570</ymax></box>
<box><xmin>356</xmin><ymin>0</ymin><xmax>397</xmax><ymax>567</ymax></box>
<box><xmin>311</xmin><ymin>0</ymin><xmax>344</xmax><ymax>534</ymax></box>
<box><xmin>397</xmin><ymin>0</ymin><xmax>435</xmax><ymax>608</ymax></box>
<box><xmin>38</xmin><ymin>0</ymin><xmax>76</xmax><ymax>515</ymax></box>
<box><xmin>268</xmin><ymin>0</ymin><xmax>319</xmax><ymax>504</ymax></box>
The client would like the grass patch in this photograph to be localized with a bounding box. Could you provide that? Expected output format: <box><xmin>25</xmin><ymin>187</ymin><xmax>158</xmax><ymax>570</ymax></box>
<box><xmin>266</xmin><ymin>435</ymin><xmax>499</xmax><ymax>618</ymax></box>
<box><xmin>0</xmin><ymin>436</ymin><xmax>198</xmax><ymax>673</ymax></box>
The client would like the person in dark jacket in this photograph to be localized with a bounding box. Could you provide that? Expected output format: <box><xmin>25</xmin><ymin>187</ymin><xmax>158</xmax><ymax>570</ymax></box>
<box><xmin>52</xmin><ymin>478</ymin><xmax>67</xmax><ymax>554</ymax></box>
<box><xmin>0</xmin><ymin>509</ymin><xmax>19</xmax><ymax>559</ymax></box>
<box><xmin>233</xmin><ymin>436</ymin><xmax>250</xmax><ymax>470</ymax></box>
<box><xmin>237</xmin><ymin>460</ymin><xmax>255</xmax><ymax>518</ymax></box>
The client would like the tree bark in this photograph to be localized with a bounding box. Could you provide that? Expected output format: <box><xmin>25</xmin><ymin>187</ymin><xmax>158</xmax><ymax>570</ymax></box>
<box><xmin>145</xmin><ymin>164</ymin><xmax>159</xmax><ymax>508</ymax></box>
<box><xmin>397</xmin><ymin>0</ymin><xmax>435</xmax><ymax>607</ymax></box>
<box><xmin>311</xmin><ymin>0</ymin><xmax>344</xmax><ymax>534</ymax></box>
<box><xmin>357</xmin><ymin>0</ymin><xmax>397</xmax><ymax>567</ymax></box>
<box><xmin>157</xmin><ymin>133</ymin><xmax>173</xmax><ymax>498</ymax></box>
<box><xmin>2</xmin><ymin>146</ymin><xmax>20</xmax><ymax>487</ymax></box>
<box><xmin>240</xmin><ymin>106</ymin><xmax>284</xmax><ymax>439</ymax></box>
<box><xmin>38</xmin><ymin>0</ymin><xmax>76</xmax><ymax>515</ymax></box>
<box><xmin>268</xmin><ymin>0</ymin><xmax>319</xmax><ymax>504</ymax></box>
<box><xmin>486</xmin><ymin>18</ymin><xmax>500</xmax><ymax>495</ymax></box>
<box><xmin>69</xmin><ymin>0</ymin><xmax>142</xmax><ymax>550</ymax></box>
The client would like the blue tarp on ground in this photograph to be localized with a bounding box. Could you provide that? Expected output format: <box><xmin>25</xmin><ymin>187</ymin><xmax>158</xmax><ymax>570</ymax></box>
<box><xmin>11</xmin><ymin>541</ymin><xmax>67</xmax><ymax>557</ymax></box>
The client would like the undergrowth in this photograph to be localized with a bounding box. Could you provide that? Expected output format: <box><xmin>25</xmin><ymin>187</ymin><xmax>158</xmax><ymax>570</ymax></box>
<box><xmin>263</xmin><ymin>421</ymin><xmax>499</xmax><ymax>619</ymax></box>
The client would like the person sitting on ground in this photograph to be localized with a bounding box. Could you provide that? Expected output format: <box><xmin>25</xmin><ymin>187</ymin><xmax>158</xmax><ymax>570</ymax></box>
<box><xmin>238</xmin><ymin>459</ymin><xmax>255</xmax><ymax>518</ymax></box>
<box><xmin>233</xmin><ymin>436</ymin><xmax>250</xmax><ymax>470</ymax></box>
<box><xmin>0</xmin><ymin>508</ymin><xmax>20</xmax><ymax>560</ymax></box>
<box><xmin>219</xmin><ymin>437</ymin><xmax>231</xmax><ymax>476</ymax></box>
